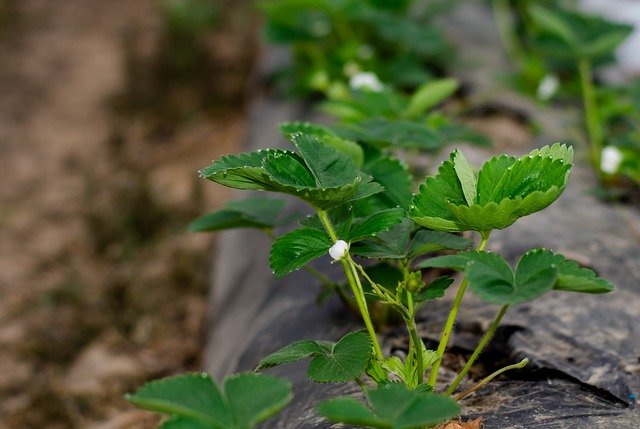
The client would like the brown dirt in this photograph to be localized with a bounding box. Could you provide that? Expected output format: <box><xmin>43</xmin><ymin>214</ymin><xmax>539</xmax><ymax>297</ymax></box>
<box><xmin>0</xmin><ymin>0</ymin><xmax>256</xmax><ymax>427</ymax></box>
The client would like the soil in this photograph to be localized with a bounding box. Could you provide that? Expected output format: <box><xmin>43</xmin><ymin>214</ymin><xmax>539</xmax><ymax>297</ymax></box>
<box><xmin>0</xmin><ymin>0</ymin><xmax>256</xmax><ymax>427</ymax></box>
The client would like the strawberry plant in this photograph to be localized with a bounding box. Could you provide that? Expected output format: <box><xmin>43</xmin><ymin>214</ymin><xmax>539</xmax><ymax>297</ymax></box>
<box><xmin>128</xmin><ymin>129</ymin><xmax>615</xmax><ymax>427</ymax></box>
<box><xmin>492</xmin><ymin>1</ymin><xmax>640</xmax><ymax>193</ymax></box>
<box><xmin>260</xmin><ymin>0</ymin><xmax>453</xmax><ymax>96</ymax></box>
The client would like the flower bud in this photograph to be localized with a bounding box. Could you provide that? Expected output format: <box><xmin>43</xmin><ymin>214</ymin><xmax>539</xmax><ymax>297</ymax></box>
<box><xmin>329</xmin><ymin>240</ymin><xmax>349</xmax><ymax>261</ymax></box>
<box><xmin>601</xmin><ymin>146</ymin><xmax>623</xmax><ymax>174</ymax></box>
<box><xmin>349</xmin><ymin>72</ymin><xmax>383</xmax><ymax>92</ymax></box>
<box><xmin>536</xmin><ymin>74</ymin><xmax>559</xmax><ymax>101</ymax></box>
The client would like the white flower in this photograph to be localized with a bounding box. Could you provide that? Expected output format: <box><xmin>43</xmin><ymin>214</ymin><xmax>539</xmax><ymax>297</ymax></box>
<box><xmin>329</xmin><ymin>240</ymin><xmax>349</xmax><ymax>261</ymax></box>
<box><xmin>536</xmin><ymin>74</ymin><xmax>560</xmax><ymax>101</ymax></box>
<box><xmin>601</xmin><ymin>146</ymin><xmax>624</xmax><ymax>174</ymax></box>
<box><xmin>349</xmin><ymin>72</ymin><xmax>383</xmax><ymax>92</ymax></box>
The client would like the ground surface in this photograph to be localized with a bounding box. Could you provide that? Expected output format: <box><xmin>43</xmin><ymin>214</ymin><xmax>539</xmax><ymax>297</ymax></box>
<box><xmin>0</xmin><ymin>1</ymin><xmax>255</xmax><ymax>427</ymax></box>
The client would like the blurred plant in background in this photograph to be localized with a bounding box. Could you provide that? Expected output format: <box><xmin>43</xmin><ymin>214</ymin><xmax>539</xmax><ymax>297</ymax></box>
<box><xmin>491</xmin><ymin>0</ymin><xmax>640</xmax><ymax>197</ymax></box>
<box><xmin>261</xmin><ymin>0</ymin><xmax>457</xmax><ymax>97</ymax></box>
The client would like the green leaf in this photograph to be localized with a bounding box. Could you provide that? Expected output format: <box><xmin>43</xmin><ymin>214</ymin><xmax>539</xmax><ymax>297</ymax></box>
<box><xmin>420</xmin><ymin>250</ymin><xmax>559</xmax><ymax>305</ymax></box>
<box><xmin>404</xmin><ymin>78</ymin><xmax>459</xmax><ymax>119</ymax></box>
<box><xmin>317</xmin><ymin>398</ymin><xmax>384</xmax><ymax>427</ymax></box>
<box><xmin>416</xmin><ymin>276</ymin><xmax>454</xmax><ymax>302</ymax></box>
<box><xmin>127</xmin><ymin>373</ymin><xmax>292</xmax><ymax>429</ymax></box>
<box><xmin>529</xmin><ymin>5</ymin><xmax>578</xmax><ymax>49</ymax></box>
<box><xmin>352</xmin><ymin>221</ymin><xmax>470</xmax><ymax>260</ymax></box>
<box><xmin>529</xmin><ymin>5</ymin><xmax>632</xmax><ymax>61</ymax></box>
<box><xmin>361</xmin><ymin>151</ymin><xmax>413</xmax><ymax>209</ymax></box>
<box><xmin>350</xmin><ymin>220</ymin><xmax>413</xmax><ymax>259</ymax></box>
<box><xmin>202</xmin><ymin>136</ymin><xmax>382</xmax><ymax>211</ymax></box>
<box><xmin>468</xmin><ymin>249</ymin><xmax>558</xmax><ymax>305</ymax></box>
<box><xmin>452</xmin><ymin>149</ymin><xmax>477</xmax><ymax>205</ymax></box>
<box><xmin>488</xmin><ymin>149</ymin><xmax>572</xmax><ymax>206</ymax></box>
<box><xmin>552</xmin><ymin>254</ymin><xmax>615</xmax><ymax>294</ymax></box>
<box><xmin>269</xmin><ymin>228</ymin><xmax>332</xmax><ymax>278</ymax></box>
<box><xmin>409</xmin><ymin>154</ymin><xmax>467</xmax><ymax>232</ymax></box>
<box><xmin>223</xmin><ymin>373</ymin><xmax>293</xmax><ymax>428</ymax></box>
<box><xmin>411</xmin><ymin>145</ymin><xmax>573</xmax><ymax>232</ymax></box>
<box><xmin>160</xmin><ymin>416</ymin><xmax>211</xmax><ymax>429</ymax></box>
<box><xmin>189</xmin><ymin>198</ymin><xmax>287</xmax><ymax>232</ymax></box>
<box><xmin>126</xmin><ymin>373</ymin><xmax>227</xmax><ymax>426</ymax></box>
<box><xmin>200</xmin><ymin>149</ymin><xmax>293</xmax><ymax>191</ymax></box>
<box><xmin>408</xmin><ymin>230</ymin><xmax>472</xmax><ymax>258</ymax></box>
<box><xmin>476</xmin><ymin>154</ymin><xmax>518</xmax><ymax>205</ymax></box>
<box><xmin>291</xmin><ymin>132</ymin><xmax>360</xmax><ymax>188</ymax></box>
<box><xmin>319</xmin><ymin>382</ymin><xmax>460</xmax><ymax>429</ymax></box>
<box><xmin>335</xmin><ymin>118</ymin><xmax>443</xmax><ymax>151</ymax></box>
<box><xmin>257</xmin><ymin>332</ymin><xmax>372</xmax><ymax>383</ymax></box>
<box><xmin>348</xmin><ymin>208</ymin><xmax>405</xmax><ymax>242</ymax></box>
<box><xmin>416</xmin><ymin>253</ymin><xmax>473</xmax><ymax>271</ymax></box>
<box><xmin>308</xmin><ymin>331</ymin><xmax>372</xmax><ymax>383</ymax></box>
<box><xmin>280</xmin><ymin>121</ymin><xmax>364</xmax><ymax>167</ymax></box>
<box><xmin>256</xmin><ymin>340</ymin><xmax>332</xmax><ymax>370</ymax></box>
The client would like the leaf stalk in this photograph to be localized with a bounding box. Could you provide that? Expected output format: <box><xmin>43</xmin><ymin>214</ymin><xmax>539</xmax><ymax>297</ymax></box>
<box><xmin>427</xmin><ymin>231</ymin><xmax>491</xmax><ymax>387</ymax></box>
<box><xmin>446</xmin><ymin>304</ymin><xmax>509</xmax><ymax>395</ymax></box>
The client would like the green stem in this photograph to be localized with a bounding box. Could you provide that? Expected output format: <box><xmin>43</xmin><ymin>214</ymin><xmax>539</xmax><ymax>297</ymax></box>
<box><xmin>317</xmin><ymin>210</ymin><xmax>384</xmax><ymax>361</ymax></box>
<box><xmin>578</xmin><ymin>57</ymin><xmax>603</xmax><ymax>172</ymax></box>
<box><xmin>446</xmin><ymin>304</ymin><xmax>509</xmax><ymax>395</ymax></box>
<box><xmin>454</xmin><ymin>358</ymin><xmax>529</xmax><ymax>401</ymax></box>
<box><xmin>406</xmin><ymin>291</ymin><xmax>424</xmax><ymax>385</ymax></box>
<box><xmin>427</xmin><ymin>231</ymin><xmax>491</xmax><ymax>388</ymax></box>
<box><xmin>345</xmin><ymin>257</ymin><xmax>384</xmax><ymax>360</ymax></box>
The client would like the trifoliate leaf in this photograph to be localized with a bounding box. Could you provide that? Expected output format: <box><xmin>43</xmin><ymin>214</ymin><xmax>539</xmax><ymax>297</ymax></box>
<box><xmin>126</xmin><ymin>373</ymin><xmax>292</xmax><ymax>429</ymax></box>
<box><xmin>269</xmin><ymin>228</ymin><xmax>332</xmax><ymax>278</ymax></box>
<box><xmin>418</xmin><ymin>250</ymin><xmax>559</xmax><ymax>305</ymax></box>
<box><xmin>420</xmin><ymin>249</ymin><xmax>615</xmax><ymax>299</ymax></box>
<box><xmin>410</xmin><ymin>144</ymin><xmax>573</xmax><ymax>232</ymax></box>
<box><xmin>467</xmin><ymin>249</ymin><xmax>558</xmax><ymax>305</ymax></box>
<box><xmin>257</xmin><ymin>332</ymin><xmax>372</xmax><ymax>383</ymax></box>
<box><xmin>318</xmin><ymin>382</ymin><xmax>460</xmax><ymax>429</ymax></box>
<box><xmin>189</xmin><ymin>198</ymin><xmax>289</xmax><ymax>232</ymax></box>
<box><xmin>201</xmin><ymin>134</ymin><xmax>383</xmax><ymax>210</ymax></box>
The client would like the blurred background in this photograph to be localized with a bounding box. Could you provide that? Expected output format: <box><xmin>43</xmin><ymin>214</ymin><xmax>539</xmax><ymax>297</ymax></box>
<box><xmin>0</xmin><ymin>0</ymin><xmax>257</xmax><ymax>427</ymax></box>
